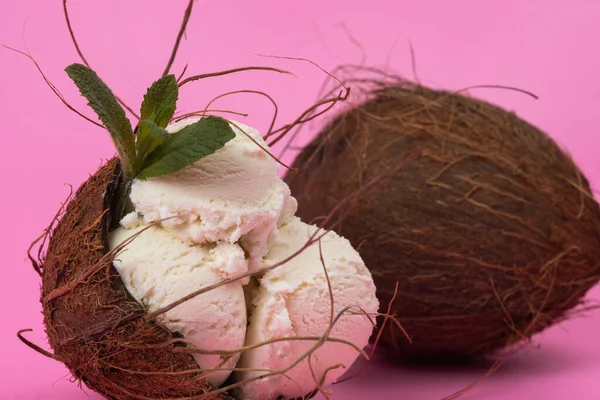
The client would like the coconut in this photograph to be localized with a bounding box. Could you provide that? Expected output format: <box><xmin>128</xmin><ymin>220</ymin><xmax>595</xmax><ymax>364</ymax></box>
<box><xmin>284</xmin><ymin>82</ymin><xmax>600</xmax><ymax>362</ymax></box>
<box><xmin>37</xmin><ymin>157</ymin><xmax>233</xmax><ymax>399</ymax></box>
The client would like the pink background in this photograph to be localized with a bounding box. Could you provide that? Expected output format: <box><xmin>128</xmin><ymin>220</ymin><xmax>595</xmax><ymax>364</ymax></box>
<box><xmin>2</xmin><ymin>0</ymin><xmax>600</xmax><ymax>399</ymax></box>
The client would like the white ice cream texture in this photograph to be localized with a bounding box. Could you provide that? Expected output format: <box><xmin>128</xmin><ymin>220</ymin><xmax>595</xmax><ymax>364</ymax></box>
<box><xmin>236</xmin><ymin>216</ymin><xmax>379</xmax><ymax>399</ymax></box>
<box><xmin>121</xmin><ymin>118</ymin><xmax>296</xmax><ymax>271</ymax></box>
<box><xmin>109</xmin><ymin>118</ymin><xmax>379</xmax><ymax>399</ymax></box>
<box><xmin>109</xmin><ymin>225</ymin><xmax>248</xmax><ymax>386</ymax></box>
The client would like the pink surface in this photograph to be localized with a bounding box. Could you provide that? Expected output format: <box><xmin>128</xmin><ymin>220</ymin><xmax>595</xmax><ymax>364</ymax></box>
<box><xmin>1</xmin><ymin>0</ymin><xmax>600</xmax><ymax>399</ymax></box>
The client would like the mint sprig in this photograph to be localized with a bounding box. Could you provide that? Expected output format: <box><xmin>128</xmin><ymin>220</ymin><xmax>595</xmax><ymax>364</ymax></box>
<box><xmin>64</xmin><ymin>63</ymin><xmax>237</xmax><ymax>217</ymax></box>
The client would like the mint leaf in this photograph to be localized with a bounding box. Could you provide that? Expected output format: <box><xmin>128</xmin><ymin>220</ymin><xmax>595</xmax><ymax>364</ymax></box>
<box><xmin>136</xmin><ymin>119</ymin><xmax>169</xmax><ymax>171</ymax></box>
<box><xmin>137</xmin><ymin>116</ymin><xmax>236</xmax><ymax>179</ymax></box>
<box><xmin>65</xmin><ymin>63</ymin><xmax>136</xmax><ymax>176</ymax></box>
<box><xmin>140</xmin><ymin>74</ymin><xmax>178</xmax><ymax>128</ymax></box>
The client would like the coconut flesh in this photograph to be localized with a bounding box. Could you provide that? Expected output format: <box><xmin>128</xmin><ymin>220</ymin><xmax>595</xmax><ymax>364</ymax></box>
<box><xmin>284</xmin><ymin>82</ymin><xmax>600</xmax><ymax>362</ymax></box>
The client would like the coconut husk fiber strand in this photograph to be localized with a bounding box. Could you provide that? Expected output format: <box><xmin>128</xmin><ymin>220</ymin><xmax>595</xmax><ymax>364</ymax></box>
<box><xmin>284</xmin><ymin>82</ymin><xmax>600</xmax><ymax>362</ymax></box>
<box><xmin>39</xmin><ymin>158</ymin><xmax>233</xmax><ymax>400</ymax></box>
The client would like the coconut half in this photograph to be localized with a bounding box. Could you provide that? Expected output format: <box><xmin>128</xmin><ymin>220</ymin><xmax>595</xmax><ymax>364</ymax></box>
<box><xmin>40</xmin><ymin>158</ymin><xmax>233</xmax><ymax>400</ymax></box>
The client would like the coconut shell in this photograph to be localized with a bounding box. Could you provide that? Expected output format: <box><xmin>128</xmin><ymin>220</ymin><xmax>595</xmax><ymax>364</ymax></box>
<box><xmin>284</xmin><ymin>83</ymin><xmax>600</xmax><ymax>362</ymax></box>
<box><xmin>40</xmin><ymin>157</ymin><xmax>233</xmax><ymax>400</ymax></box>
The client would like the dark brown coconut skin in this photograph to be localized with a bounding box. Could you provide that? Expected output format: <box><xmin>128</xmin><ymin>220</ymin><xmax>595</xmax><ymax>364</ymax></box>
<box><xmin>284</xmin><ymin>84</ymin><xmax>600</xmax><ymax>362</ymax></box>
<box><xmin>40</xmin><ymin>158</ymin><xmax>233</xmax><ymax>400</ymax></box>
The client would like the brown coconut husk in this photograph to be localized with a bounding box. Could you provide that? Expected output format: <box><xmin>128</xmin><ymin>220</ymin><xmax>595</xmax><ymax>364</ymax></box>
<box><xmin>284</xmin><ymin>81</ymin><xmax>600</xmax><ymax>362</ymax></box>
<box><xmin>35</xmin><ymin>157</ymin><xmax>233</xmax><ymax>400</ymax></box>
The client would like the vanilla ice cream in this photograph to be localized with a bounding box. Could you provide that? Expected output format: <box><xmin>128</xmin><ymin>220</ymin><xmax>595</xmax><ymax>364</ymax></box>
<box><xmin>236</xmin><ymin>217</ymin><xmax>379</xmax><ymax>400</ymax></box>
<box><xmin>110</xmin><ymin>118</ymin><xmax>380</xmax><ymax>399</ymax></box>
<box><xmin>109</xmin><ymin>225</ymin><xmax>248</xmax><ymax>386</ymax></box>
<box><xmin>121</xmin><ymin>118</ymin><xmax>296</xmax><ymax>271</ymax></box>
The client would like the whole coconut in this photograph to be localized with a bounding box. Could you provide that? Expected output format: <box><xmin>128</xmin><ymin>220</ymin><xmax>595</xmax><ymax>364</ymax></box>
<box><xmin>284</xmin><ymin>82</ymin><xmax>600</xmax><ymax>362</ymax></box>
<box><xmin>36</xmin><ymin>157</ymin><xmax>233</xmax><ymax>399</ymax></box>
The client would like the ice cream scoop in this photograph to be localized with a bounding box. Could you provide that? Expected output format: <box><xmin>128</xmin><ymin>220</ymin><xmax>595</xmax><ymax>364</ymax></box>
<box><xmin>109</xmin><ymin>224</ymin><xmax>248</xmax><ymax>386</ymax></box>
<box><xmin>121</xmin><ymin>118</ymin><xmax>296</xmax><ymax>271</ymax></box>
<box><xmin>236</xmin><ymin>216</ymin><xmax>379</xmax><ymax>400</ymax></box>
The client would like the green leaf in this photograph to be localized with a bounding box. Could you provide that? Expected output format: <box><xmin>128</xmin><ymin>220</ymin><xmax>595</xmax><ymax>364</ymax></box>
<box><xmin>140</xmin><ymin>74</ymin><xmax>178</xmax><ymax>128</ymax></box>
<box><xmin>135</xmin><ymin>119</ymin><xmax>169</xmax><ymax>171</ymax></box>
<box><xmin>65</xmin><ymin>63</ymin><xmax>136</xmax><ymax>176</ymax></box>
<box><xmin>137</xmin><ymin>116</ymin><xmax>236</xmax><ymax>179</ymax></box>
